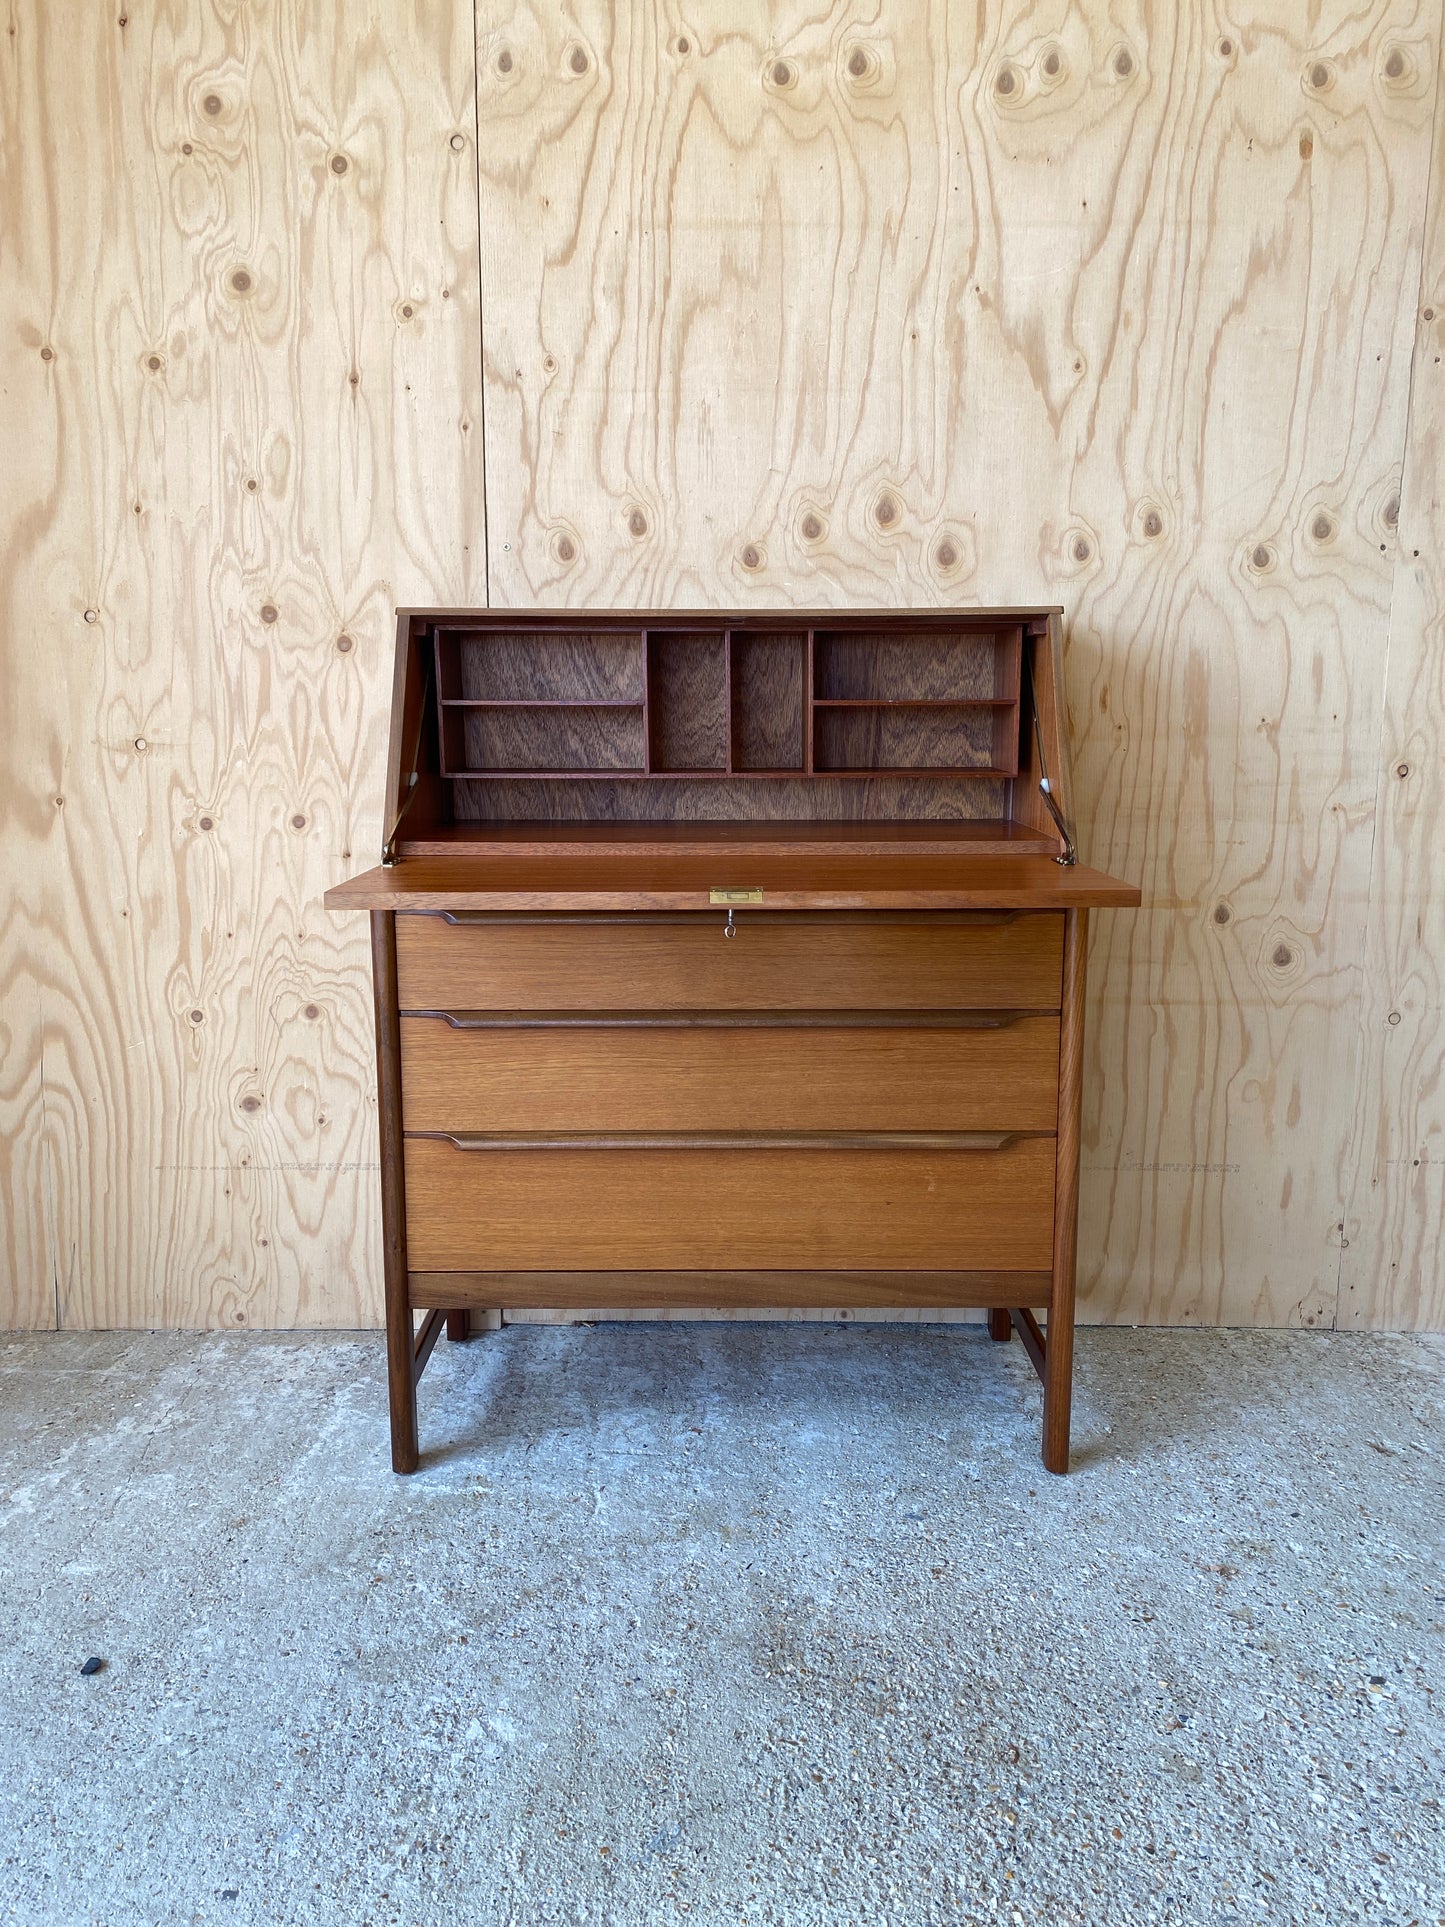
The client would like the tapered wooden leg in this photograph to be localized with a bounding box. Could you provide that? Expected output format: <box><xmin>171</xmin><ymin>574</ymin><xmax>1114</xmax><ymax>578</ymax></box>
<box><xmin>385</xmin><ymin>1318</ymin><xmax>419</xmax><ymax>1474</ymax></box>
<box><xmin>372</xmin><ymin>909</ymin><xmax>418</xmax><ymax>1473</ymax></box>
<box><xmin>1043</xmin><ymin>907</ymin><xmax>1087</xmax><ymax>1476</ymax></box>
<box><xmin>446</xmin><ymin>1309</ymin><xmax>471</xmax><ymax>1342</ymax></box>
<box><xmin>987</xmin><ymin>1308</ymin><xmax>1012</xmax><ymax>1341</ymax></box>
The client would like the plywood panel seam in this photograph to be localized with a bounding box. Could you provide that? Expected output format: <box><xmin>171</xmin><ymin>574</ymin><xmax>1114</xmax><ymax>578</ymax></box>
<box><xmin>1337</xmin><ymin>8</ymin><xmax>1445</xmax><ymax>1333</ymax></box>
<box><xmin>469</xmin><ymin>0</ymin><xmax>493</xmax><ymax>610</ymax></box>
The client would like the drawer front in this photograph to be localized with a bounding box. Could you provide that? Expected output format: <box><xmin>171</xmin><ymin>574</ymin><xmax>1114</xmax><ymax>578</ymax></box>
<box><xmin>395</xmin><ymin>912</ymin><xmax>1064</xmax><ymax>1012</ymax></box>
<box><xmin>403</xmin><ymin>1137</ymin><xmax>1055</xmax><ymax>1271</ymax></box>
<box><xmin>400</xmin><ymin>1014</ymin><xmax>1061</xmax><ymax>1134</ymax></box>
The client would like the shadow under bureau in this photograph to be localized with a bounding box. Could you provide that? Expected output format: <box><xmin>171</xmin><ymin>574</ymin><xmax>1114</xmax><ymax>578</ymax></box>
<box><xmin>325</xmin><ymin>607</ymin><xmax>1139</xmax><ymax>1473</ymax></box>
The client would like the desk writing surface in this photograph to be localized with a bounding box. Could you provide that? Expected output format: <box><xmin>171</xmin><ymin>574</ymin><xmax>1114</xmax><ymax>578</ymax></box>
<box><xmin>325</xmin><ymin>851</ymin><xmax>1141</xmax><ymax>913</ymax></box>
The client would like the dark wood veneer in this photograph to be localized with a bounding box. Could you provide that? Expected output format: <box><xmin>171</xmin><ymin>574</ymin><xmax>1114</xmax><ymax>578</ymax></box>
<box><xmin>394</xmin><ymin>609</ymin><xmax>1044</xmax><ymax>826</ymax></box>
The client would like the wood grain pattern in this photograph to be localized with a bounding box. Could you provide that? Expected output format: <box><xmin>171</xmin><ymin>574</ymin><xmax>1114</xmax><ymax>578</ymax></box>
<box><xmin>731</xmin><ymin>633</ymin><xmax>806</xmax><ymax>770</ymax></box>
<box><xmin>399</xmin><ymin>1014</ymin><xmax>1062</xmax><ymax>1133</ymax></box>
<box><xmin>1341</xmin><ymin>34</ymin><xmax>1445</xmax><ymax>1333</ymax></box>
<box><xmin>392</xmin><ymin>909</ymin><xmax>1066</xmax><ymax>1009</ymax></box>
<box><xmin>813</xmin><ymin>632</ymin><xmax>1011</xmax><ymax>703</ymax></box>
<box><xmin>336</xmin><ymin>854</ymin><xmax>1135</xmax><ymax>912</ymax></box>
<box><xmin>647</xmin><ymin>632</ymin><xmax>730</xmax><ymax>772</ymax></box>
<box><xmin>451</xmin><ymin>774</ymin><xmax>1015</xmax><ymax>822</ymax></box>
<box><xmin>411</xmin><ymin>1270</ymin><xmax>1053</xmax><ymax>1308</ymax></box>
<box><xmin>396</xmin><ymin>820</ymin><xmax>1059</xmax><ymax>855</ymax></box>
<box><xmin>451</xmin><ymin>628</ymin><xmax>644</xmax><ymax>702</ymax></box>
<box><xmin>0</xmin><ymin>0</ymin><xmax>484</xmax><ymax>1329</ymax></box>
<box><xmin>473</xmin><ymin>0</ymin><xmax>1443</xmax><ymax>1329</ymax></box>
<box><xmin>813</xmin><ymin>704</ymin><xmax>1000</xmax><ymax>774</ymax></box>
<box><xmin>456</xmin><ymin>704</ymin><xmax>647</xmax><ymax>774</ymax></box>
<box><xmin>402</xmin><ymin>1137</ymin><xmax>1057</xmax><ymax>1271</ymax></box>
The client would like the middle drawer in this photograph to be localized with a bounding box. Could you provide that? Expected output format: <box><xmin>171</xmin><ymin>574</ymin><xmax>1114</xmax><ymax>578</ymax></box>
<box><xmin>400</xmin><ymin>1012</ymin><xmax>1060</xmax><ymax>1135</ymax></box>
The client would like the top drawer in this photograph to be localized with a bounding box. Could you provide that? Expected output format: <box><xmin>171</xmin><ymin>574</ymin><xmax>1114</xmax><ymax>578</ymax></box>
<box><xmin>395</xmin><ymin>911</ymin><xmax>1064</xmax><ymax>1011</ymax></box>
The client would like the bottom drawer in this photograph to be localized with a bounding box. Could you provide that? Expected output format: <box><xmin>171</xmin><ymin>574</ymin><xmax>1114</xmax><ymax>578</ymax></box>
<box><xmin>403</xmin><ymin>1136</ymin><xmax>1055</xmax><ymax>1272</ymax></box>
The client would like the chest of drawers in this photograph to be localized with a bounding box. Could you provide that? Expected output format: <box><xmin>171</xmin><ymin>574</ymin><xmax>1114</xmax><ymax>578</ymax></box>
<box><xmin>326</xmin><ymin>609</ymin><xmax>1138</xmax><ymax>1473</ymax></box>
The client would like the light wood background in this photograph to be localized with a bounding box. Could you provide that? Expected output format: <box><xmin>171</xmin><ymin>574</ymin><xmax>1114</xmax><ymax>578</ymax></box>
<box><xmin>3</xmin><ymin>1</ymin><xmax>1443</xmax><ymax>1333</ymax></box>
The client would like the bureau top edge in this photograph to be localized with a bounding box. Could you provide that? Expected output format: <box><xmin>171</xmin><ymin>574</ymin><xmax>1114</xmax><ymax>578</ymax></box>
<box><xmin>395</xmin><ymin>605</ymin><xmax>1066</xmax><ymax>627</ymax></box>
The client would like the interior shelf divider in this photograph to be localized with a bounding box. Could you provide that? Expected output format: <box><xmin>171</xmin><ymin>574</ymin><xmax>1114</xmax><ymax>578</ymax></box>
<box><xmin>439</xmin><ymin>698</ymin><xmax>644</xmax><ymax>708</ymax></box>
<box><xmin>804</xmin><ymin>630</ymin><xmax>815</xmax><ymax>777</ymax></box>
<box><xmin>641</xmin><ymin>628</ymin><xmax>652</xmax><ymax>775</ymax></box>
<box><xmin>724</xmin><ymin>630</ymin><xmax>734</xmax><ymax>775</ymax></box>
<box><xmin>811</xmin><ymin>697</ymin><xmax>1018</xmax><ymax>709</ymax></box>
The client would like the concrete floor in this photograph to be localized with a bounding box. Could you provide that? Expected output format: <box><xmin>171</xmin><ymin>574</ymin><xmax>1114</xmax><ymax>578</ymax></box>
<box><xmin>0</xmin><ymin>1325</ymin><xmax>1441</xmax><ymax>1927</ymax></box>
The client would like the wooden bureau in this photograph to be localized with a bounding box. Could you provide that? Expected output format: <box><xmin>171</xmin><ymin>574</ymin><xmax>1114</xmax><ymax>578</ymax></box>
<box><xmin>325</xmin><ymin>608</ymin><xmax>1138</xmax><ymax>1473</ymax></box>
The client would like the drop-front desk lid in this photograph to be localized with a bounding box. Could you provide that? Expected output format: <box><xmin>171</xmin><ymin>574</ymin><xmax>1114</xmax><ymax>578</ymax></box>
<box><xmin>325</xmin><ymin>845</ymin><xmax>1140</xmax><ymax>914</ymax></box>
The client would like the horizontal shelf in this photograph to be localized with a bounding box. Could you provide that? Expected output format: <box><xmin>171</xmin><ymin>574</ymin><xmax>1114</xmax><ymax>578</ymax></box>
<box><xmin>811</xmin><ymin>767</ymin><xmax>1015</xmax><ymax>780</ymax></box>
<box><xmin>394</xmin><ymin>819</ymin><xmax>1061</xmax><ymax>857</ymax></box>
<box><xmin>439</xmin><ymin>630</ymin><xmax>645</xmax><ymax>641</ymax></box>
<box><xmin>440</xmin><ymin>698</ymin><xmax>644</xmax><ymax>709</ymax></box>
<box><xmin>446</xmin><ymin>763</ymin><xmax>651</xmax><ymax>770</ymax></box>
<box><xmin>445</xmin><ymin>767</ymin><xmax>1008</xmax><ymax>781</ymax></box>
<box><xmin>812</xmin><ymin>697</ymin><xmax>1018</xmax><ymax>709</ymax></box>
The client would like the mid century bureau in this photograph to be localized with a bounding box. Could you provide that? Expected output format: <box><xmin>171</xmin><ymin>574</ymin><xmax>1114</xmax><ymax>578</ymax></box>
<box><xmin>325</xmin><ymin>608</ymin><xmax>1139</xmax><ymax>1474</ymax></box>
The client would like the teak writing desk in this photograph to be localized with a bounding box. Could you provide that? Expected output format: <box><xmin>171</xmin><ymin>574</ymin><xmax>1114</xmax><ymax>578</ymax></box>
<box><xmin>325</xmin><ymin>609</ymin><xmax>1139</xmax><ymax>1474</ymax></box>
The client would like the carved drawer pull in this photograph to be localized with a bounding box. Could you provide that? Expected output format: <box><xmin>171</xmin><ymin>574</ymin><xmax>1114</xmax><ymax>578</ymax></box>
<box><xmin>422</xmin><ymin>1130</ymin><xmax>1031</xmax><ymax>1153</ymax></box>
<box><xmin>433</xmin><ymin>909</ymin><xmax>1026</xmax><ymax>928</ymax></box>
<box><xmin>413</xmin><ymin>1008</ymin><xmax>1035</xmax><ymax>1031</ymax></box>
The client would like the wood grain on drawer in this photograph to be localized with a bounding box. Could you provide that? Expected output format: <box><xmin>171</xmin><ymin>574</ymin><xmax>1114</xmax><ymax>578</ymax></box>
<box><xmin>402</xmin><ymin>1137</ymin><xmax>1055</xmax><ymax>1271</ymax></box>
<box><xmin>395</xmin><ymin>912</ymin><xmax>1064</xmax><ymax>1011</ymax></box>
<box><xmin>410</xmin><ymin>1269</ymin><xmax>1055</xmax><ymax>1309</ymax></box>
<box><xmin>400</xmin><ymin>1014</ymin><xmax>1060</xmax><ymax>1134</ymax></box>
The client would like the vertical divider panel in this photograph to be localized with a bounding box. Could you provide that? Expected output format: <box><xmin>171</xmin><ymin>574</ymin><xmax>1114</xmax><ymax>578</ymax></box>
<box><xmin>723</xmin><ymin>630</ymin><xmax>734</xmax><ymax>773</ymax></box>
<box><xmin>993</xmin><ymin>625</ymin><xmax>1024</xmax><ymax>776</ymax></box>
<box><xmin>434</xmin><ymin>627</ymin><xmax>463</xmax><ymax>778</ymax></box>
<box><xmin>641</xmin><ymin>629</ymin><xmax>653</xmax><ymax>774</ymax></box>
<box><xmin>431</xmin><ymin>626</ymin><xmax>453</xmax><ymax>776</ymax></box>
<box><xmin>804</xmin><ymin>631</ymin><xmax>815</xmax><ymax>776</ymax></box>
<box><xmin>436</xmin><ymin>707</ymin><xmax>460</xmax><ymax>777</ymax></box>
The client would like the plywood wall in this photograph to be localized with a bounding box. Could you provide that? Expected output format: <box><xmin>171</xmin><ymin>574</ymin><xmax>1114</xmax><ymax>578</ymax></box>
<box><xmin>3</xmin><ymin>0</ymin><xmax>1443</xmax><ymax>1332</ymax></box>
<box><xmin>1</xmin><ymin>0</ymin><xmax>485</xmax><ymax>1329</ymax></box>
